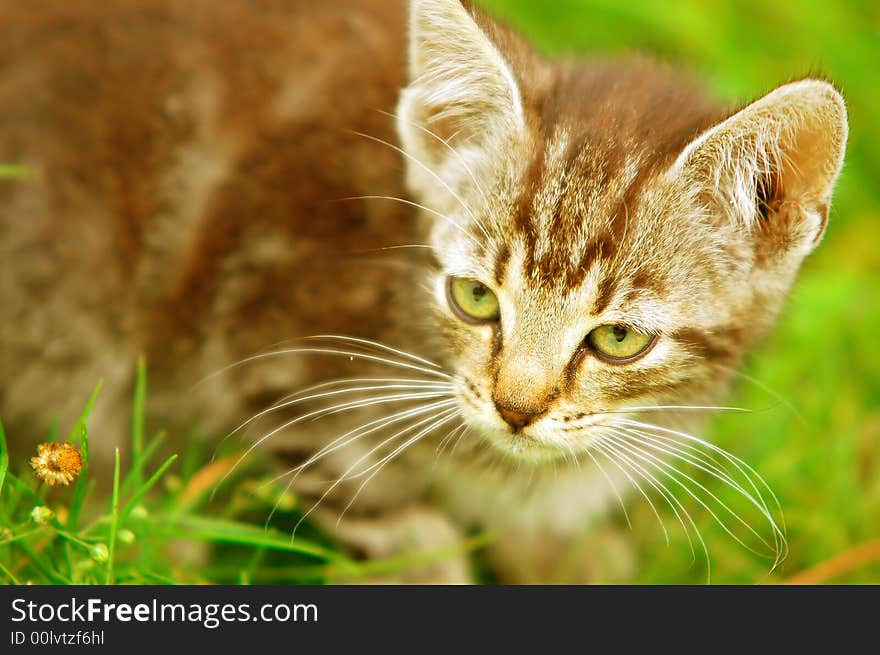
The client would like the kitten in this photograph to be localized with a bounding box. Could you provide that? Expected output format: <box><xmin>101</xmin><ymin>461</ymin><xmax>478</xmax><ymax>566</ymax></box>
<box><xmin>0</xmin><ymin>0</ymin><xmax>847</xmax><ymax>582</ymax></box>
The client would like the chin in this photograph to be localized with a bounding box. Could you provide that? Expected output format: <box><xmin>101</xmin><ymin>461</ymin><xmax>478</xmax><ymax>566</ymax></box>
<box><xmin>473</xmin><ymin>423</ymin><xmax>568</xmax><ymax>465</ymax></box>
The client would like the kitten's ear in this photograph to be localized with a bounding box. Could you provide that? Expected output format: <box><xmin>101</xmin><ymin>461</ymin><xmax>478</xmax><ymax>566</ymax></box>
<box><xmin>672</xmin><ymin>79</ymin><xmax>848</xmax><ymax>261</ymax></box>
<box><xmin>397</xmin><ymin>0</ymin><xmax>525</xmax><ymax>197</ymax></box>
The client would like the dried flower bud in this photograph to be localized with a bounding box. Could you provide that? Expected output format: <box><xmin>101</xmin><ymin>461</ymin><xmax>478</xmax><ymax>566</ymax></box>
<box><xmin>30</xmin><ymin>442</ymin><xmax>83</xmax><ymax>486</ymax></box>
<box><xmin>30</xmin><ymin>505</ymin><xmax>55</xmax><ymax>525</ymax></box>
<box><xmin>129</xmin><ymin>505</ymin><xmax>149</xmax><ymax>520</ymax></box>
<box><xmin>90</xmin><ymin>543</ymin><xmax>109</xmax><ymax>563</ymax></box>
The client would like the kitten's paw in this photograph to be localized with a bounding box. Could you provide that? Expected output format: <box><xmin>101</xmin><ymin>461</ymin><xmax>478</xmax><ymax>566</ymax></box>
<box><xmin>326</xmin><ymin>506</ymin><xmax>472</xmax><ymax>584</ymax></box>
<box><xmin>488</xmin><ymin>526</ymin><xmax>637</xmax><ymax>584</ymax></box>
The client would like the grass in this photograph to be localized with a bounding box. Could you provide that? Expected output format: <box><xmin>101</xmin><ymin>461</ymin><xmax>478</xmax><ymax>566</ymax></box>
<box><xmin>0</xmin><ymin>362</ymin><xmax>483</xmax><ymax>585</ymax></box>
<box><xmin>1</xmin><ymin>1</ymin><xmax>878</xmax><ymax>584</ymax></box>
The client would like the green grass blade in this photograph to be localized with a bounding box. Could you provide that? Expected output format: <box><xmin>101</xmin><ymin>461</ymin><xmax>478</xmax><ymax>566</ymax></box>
<box><xmin>15</xmin><ymin>540</ymin><xmax>72</xmax><ymax>584</ymax></box>
<box><xmin>105</xmin><ymin>448</ymin><xmax>121</xmax><ymax>584</ymax></box>
<box><xmin>0</xmin><ymin>471</ymin><xmax>27</xmax><ymax>524</ymax></box>
<box><xmin>120</xmin><ymin>431</ymin><xmax>165</xmax><ymax>498</ymax></box>
<box><xmin>0</xmin><ymin>418</ymin><xmax>8</xmax><ymax>498</ymax></box>
<box><xmin>139</xmin><ymin>570</ymin><xmax>179</xmax><ymax>585</ymax></box>
<box><xmin>0</xmin><ymin>163</ymin><xmax>34</xmax><ymax>178</ymax></box>
<box><xmin>0</xmin><ymin>559</ymin><xmax>21</xmax><ymax>585</ymax></box>
<box><xmin>7</xmin><ymin>472</ymin><xmax>44</xmax><ymax>508</ymax></box>
<box><xmin>68</xmin><ymin>380</ymin><xmax>103</xmax><ymax>443</ymax></box>
<box><xmin>66</xmin><ymin>426</ymin><xmax>91</xmax><ymax>531</ymax></box>
<box><xmin>149</xmin><ymin>515</ymin><xmax>345</xmax><ymax>562</ymax></box>
<box><xmin>119</xmin><ymin>453</ymin><xmax>178</xmax><ymax>523</ymax></box>
<box><xmin>132</xmin><ymin>356</ymin><xmax>147</xmax><ymax>490</ymax></box>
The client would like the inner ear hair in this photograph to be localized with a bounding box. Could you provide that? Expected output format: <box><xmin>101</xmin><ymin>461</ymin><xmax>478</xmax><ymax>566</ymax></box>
<box><xmin>674</xmin><ymin>78</ymin><xmax>848</xmax><ymax>258</ymax></box>
<box><xmin>396</xmin><ymin>0</ymin><xmax>527</xmax><ymax>197</ymax></box>
<box><xmin>755</xmin><ymin>168</ymin><xmax>782</xmax><ymax>223</ymax></box>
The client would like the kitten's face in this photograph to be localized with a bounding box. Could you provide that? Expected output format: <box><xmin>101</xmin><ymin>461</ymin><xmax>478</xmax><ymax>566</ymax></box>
<box><xmin>424</xmin><ymin>128</ymin><xmax>746</xmax><ymax>462</ymax></box>
<box><xmin>397</xmin><ymin>0</ymin><xmax>847</xmax><ymax>462</ymax></box>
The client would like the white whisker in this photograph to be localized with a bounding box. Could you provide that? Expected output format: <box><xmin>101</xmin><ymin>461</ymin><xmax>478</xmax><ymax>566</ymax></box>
<box><xmin>602</xmin><ymin>429</ymin><xmax>780</xmax><ymax>560</ymax></box>
<box><xmin>263</xmin><ymin>399</ymin><xmax>457</xmax><ymax>527</ymax></box>
<box><xmin>349</xmin><ymin>130</ymin><xmax>489</xmax><ymax>240</ymax></box>
<box><xmin>594</xmin><ymin>433</ymin><xmax>705</xmax><ymax>569</ymax></box>
<box><xmin>582</xmin><ymin>444</ymin><xmax>633</xmax><ymax>530</ymax></box>
<box><xmin>337</xmin><ymin>410</ymin><xmax>461</xmax><ymax>521</ymax></box>
<box><xmin>365</xmin><ymin>244</ymin><xmax>436</xmax><ymax>252</ymax></box>
<box><xmin>436</xmin><ymin>421</ymin><xmax>467</xmax><ymax>457</ymax></box>
<box><xmin>590</xmin><ymin>438</ymin><xmax>670</xmax><ymax>545</ymax></box>
<box><xmin>377</xmin><ymin>108</ymin><xmax>493</xmax><ymax>214</ymax></box>
<box><xmin>343</xmin><ymin>407</ymin><xmax>460</xmax><ymax>484</ymax></box>
<box><xmin>292</xmin><ymin>406</ymin><xmax>459</xmax><ymax>537</ymax></box>
<box><xmin>339</xmin><ymin>195</ymin><xmax>481</xmax><ymax>248</ymax></box>
<box><xmin>448</xmin><ymin>424</ymin><xmax>471</xmax><ymax>457</ymax></box>
<box><xmin>211</xmin><ymin>375</ymin><xmax>448</xmax><ymax>463</ymax></box>
<box><xmin>601</xmin><ymin>405</ymin><xmax>752</xmax><ymax>415</ymax></box>
<box><xmin>617</xmin><ymin>417</ymin><xmax>787</xmax><ymax>564</ymax></box>
<box><xmin>718</xmin><ymin>365</ymin><xmax>807</xmax><ymax>427</ymax></box>
<box><xmin>230</xmin><ymin>381</ymin><xmax>452</xmax><ymax>438</ymax></box>
<box><xmin>616</xmin><ymin>426</ymin><xmax>769</xmax><ymax>515</ymax></box>
<box><xmin>285</xmin><ymin>399</ymin><xmax>457</xmax><ymax>484</ymax></box>
<box><xmin>196</xmin><ymin>345</ymin><xmax>452</xmax><ymax>391</ymax></box>
<box><xmin>219</xmin><ymin>389</ymin><xmax>454</xmax><ymax>493</ymax></box>
<box><xmin>301</xmin><ymin>335</ymin><xmax>447</xmax><ymax>371</ymax></box>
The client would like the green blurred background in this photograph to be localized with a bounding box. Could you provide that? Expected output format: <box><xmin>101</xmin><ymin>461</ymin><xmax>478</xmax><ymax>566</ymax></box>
<box><xmin>478</xmin><ymin>0</ymin><xmax>880</xmax><ymax>583</ymax></box>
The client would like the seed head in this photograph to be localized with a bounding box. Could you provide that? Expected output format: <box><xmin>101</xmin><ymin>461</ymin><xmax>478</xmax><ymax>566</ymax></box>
<box><xmin>30</xmin><ymin>442</ymin><xmax>83</xmax><ymax>486</ymax></box>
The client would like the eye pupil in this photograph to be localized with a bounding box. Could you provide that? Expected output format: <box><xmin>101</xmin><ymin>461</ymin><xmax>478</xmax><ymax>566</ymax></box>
<box><xmin>613</xmin><ymin>326</ymin><xmax>627</xmax><ymax>342</ymax></box>
<box><xmin>471</xmin><ymin>283</ymin><xmax>487</xmax><ymax>301</ymax></box>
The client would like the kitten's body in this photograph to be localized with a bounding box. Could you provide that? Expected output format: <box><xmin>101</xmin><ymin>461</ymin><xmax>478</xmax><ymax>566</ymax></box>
<box><xmin>0</xmin><ymin>0</ymin><xmax>846</xmax><ymax>582</ymax></box>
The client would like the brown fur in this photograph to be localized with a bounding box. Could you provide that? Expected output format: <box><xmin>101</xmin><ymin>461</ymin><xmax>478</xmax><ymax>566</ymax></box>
<box><xmin>0</xmin><ymin>0</ymin><xmax>847</xmax><ymax>582</ymax></box>
<box><xmin>1</xmin><ymin>0</ymin><xmax>416</xmax><ymax>442</ymax></box>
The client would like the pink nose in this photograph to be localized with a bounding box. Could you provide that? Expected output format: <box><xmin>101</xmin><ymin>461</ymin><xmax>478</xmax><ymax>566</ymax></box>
<box><xmin>495</xmin><ymin>404</ymin><xmax>539</xmax><ymax>431</ymax></box>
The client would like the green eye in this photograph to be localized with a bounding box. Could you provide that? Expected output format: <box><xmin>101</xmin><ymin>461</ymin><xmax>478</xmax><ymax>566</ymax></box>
<box><xmin>447</xmin><ymin>277</ymin><xmax>500</xmax><ymax>323</ymax></box>
<box><xmin>587</xmin><ymin>325</ymin><xmax>655</xmax><ymax>362</ymax></box>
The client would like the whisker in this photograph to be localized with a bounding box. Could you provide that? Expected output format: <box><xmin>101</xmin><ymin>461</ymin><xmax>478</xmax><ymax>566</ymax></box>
<box><xmin>337</xmin><ymin>195</ymin><xmax>481</xmax><ymax>248</ymax></box>
<box><xmin>599</xmin><ymin>405</ymin><xmax>753</xmax><ymax>415</ymax></box>
<box><xmin>348</xmin><ymin>130</ymin><xmax>489</xmax><ymax>240</ymax></box>
<box><xmin>581</xmin><ymin>444</ymin><xmax>633</xmax><ymax>530</ymax></box>
<box><xmin>263</xmin><ymin>399</ymin><xmax>457</xmax><ymax>527</ymax></box>
<box><xmin>436</xmin><ymin>421</ymin><xmax>467</xmax><ymax>457</ymax></box>
<box><xmin>195</xmin><ymin>345</ymin><xmax>452</xmax><ymax>390</ymax></box>
<box><xmin>376</xmin><ymin>108</ymin><xmax>493</xmax><ymax>213</ymax></box>
<box><xmin>616</xmin><ymin>426</ymin><xmax>769</xmax><ymax>515</ymax></box>
<box><xmin>589</xmin><ymin>438</ymin><xmax>670</xmax><ymax>545</ymax></box>
<box><xmin>342</xmin><ymin>407</ymin><xmax>460</xmax><ymax>484</ymax></box>
<box><xmin>360</xmin><ymin>244</ymin><xmax>436</xmax><ymax>252</ymax></box>
<box><xmin>301</xmin><ymin>335</ymin><xmax>446</xmax><ymax>371</ymax></box>
<box><xmin>593</xmin><ymin>433</ymin><xmax>705</xmax><ymax>568</ymax></box>
<box><xmin>218</xmin><ymin>390</ymin><xmax>454</xmax><ymax>494</ymax></box>
<box><xmin>336</xmin><ymin>410</ymin><xmax>461</xmax><ymax>522</ymax></box>
<box><xmin>282</xmin><ymin>399</ymin><xmax>458</xmax><ymax>485</ymax></box>
<box><xmin>717</xmin><ymin>364</ymin><xmax>808</xmax><ymax>428</ymax></box>
<box><xmin>292</xmin><ymin>406</ymin><xmax>459</xmax><ymax>537</ymax></box>
<box><xmin>229</xmin><ymin>381</ymin><xmax>453</xmax><ymax>439</ymax></box>
<box><xmin>603</xmin><ymin>429</ymin><xmax>781</xmax><ymax>560</ymax></box>
<box><xmin>616</xmin><ymin>417</ymin><xmax>787</xmax><ymax>565</ymax></box>
<box><xmin>212</xmin><ymin>375</ymin><xmax>446</xmax><ymax>462</ymax></box>
<box><xmin>307</xmin><ymin>390</ymin><xmax>455</xmax><ymax>422</ymax></box>
<box><xmin>448</xmin><ymin>423</ymin><xmax>471</xmax><ymax>457</ymax></box>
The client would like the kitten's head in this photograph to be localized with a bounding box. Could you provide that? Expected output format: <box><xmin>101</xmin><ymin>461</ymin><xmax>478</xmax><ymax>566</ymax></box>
<box><xmin>396</xmin><ymin>0</ymin><xmax>847</xmax><ymax>462</ymax></box>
